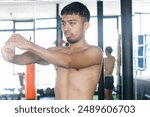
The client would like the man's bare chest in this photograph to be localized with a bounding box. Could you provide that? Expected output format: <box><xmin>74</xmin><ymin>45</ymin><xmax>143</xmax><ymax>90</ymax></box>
<box><xmin>55</xmin><ymin>65</ymin><xmax>99</xmax><ymax>78</ymax></box>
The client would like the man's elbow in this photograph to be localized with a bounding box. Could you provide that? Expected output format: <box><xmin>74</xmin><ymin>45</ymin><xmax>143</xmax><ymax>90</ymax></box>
<box><xmin>36</xmin><ymin>61</ymin><xmax>49</xmax><ymax>65</ymax></box>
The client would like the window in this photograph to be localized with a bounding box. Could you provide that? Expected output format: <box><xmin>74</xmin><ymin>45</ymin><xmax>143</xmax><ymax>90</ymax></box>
<box><xmin>0</xmin><ymin>21</ymin><xmax>13</xmax><ymax>30</ymax></box>
<box><xmin>137</xmin><ymin>34</ymin><xmax>146</xmax><ymax>70</ymax></box>
<box><xmin>36</xmin><ymin>19</ymin><xmax>56</xmax><ymax>29</ymax></box>
<box><xmin>86</xmin><ymin>17</ymin><xmax>98</xmax><ymax>46</ymax></box>
<box><xmin>15</xmin><ymin>21</ymin><xmax>33</xmax><ymax>29</ymax></box>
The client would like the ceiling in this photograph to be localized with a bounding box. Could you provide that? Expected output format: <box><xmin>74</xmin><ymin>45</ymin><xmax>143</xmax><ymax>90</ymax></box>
<box><xmin>0</xmin><ymin>0</ymin><xmax>150</xmax><ymax>20</ymax></box>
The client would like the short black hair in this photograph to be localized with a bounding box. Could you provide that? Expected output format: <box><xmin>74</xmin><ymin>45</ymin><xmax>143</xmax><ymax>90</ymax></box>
<box><xmin>105</xmin><ymin>46</ymin><xmax>113</xmax><ymax>54</ymax></box>
<box><xmin>61</xmin><ymin>2</ymin><xmax>90</xmax><ymax>22</ymax></box>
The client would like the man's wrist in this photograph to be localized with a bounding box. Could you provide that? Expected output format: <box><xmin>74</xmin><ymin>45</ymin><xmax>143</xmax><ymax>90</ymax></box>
<box><xmin>27</xmin><ymin>41</ymin><xmax>34</xmax><ymax>51</ymax></box>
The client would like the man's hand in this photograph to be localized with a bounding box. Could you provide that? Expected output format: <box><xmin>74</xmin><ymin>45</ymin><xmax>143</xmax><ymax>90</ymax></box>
<box><xmin>1</xmin><ymin>43</ymin><xmax>15</xmax><ymax>62</ymax></box>
<box><xmin>6</xmin><ymin>34</ymin><xmax>31</xmax><ymax>50</ymax></box>
<box><xmin>1</xmin><ymin>34</ymin><xmax>31</xmax><ymax>62</ymax></box>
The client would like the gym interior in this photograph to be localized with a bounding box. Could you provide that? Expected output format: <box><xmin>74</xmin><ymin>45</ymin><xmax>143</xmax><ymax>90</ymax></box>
<box><xmin>0</xmin><ymin>0</ymin><xmax>150</xmax><ymax>100</ymax></box>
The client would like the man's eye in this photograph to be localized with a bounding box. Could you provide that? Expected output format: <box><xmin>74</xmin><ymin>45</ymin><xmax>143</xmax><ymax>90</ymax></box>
<box><xmin>70</xmin><ymin>22</ymin><xmax>76</xmax><ymax>25</ymax></box>
<box><xmin>61</xmin><ymin>22</ymin><xmax>65</xmax><ymax>26</ymax></box>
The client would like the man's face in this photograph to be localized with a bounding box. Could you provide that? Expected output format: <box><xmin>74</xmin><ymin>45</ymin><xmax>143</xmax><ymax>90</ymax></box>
<box><xmin>61</xmin><ymin>14</ymin><xmax>88</xmax><ymax>44</ymax></box>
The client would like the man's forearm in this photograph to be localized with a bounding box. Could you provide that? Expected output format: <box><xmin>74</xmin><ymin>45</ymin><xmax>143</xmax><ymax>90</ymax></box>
<box><xmin>11</xmin><ymin>51</ymin><xmax>39</xmax><ymax>65</ymax></box>
<box><xmin>28</xmin><ymin>42</ymin><xmax>70</xmax><ymax>67</ymax></box>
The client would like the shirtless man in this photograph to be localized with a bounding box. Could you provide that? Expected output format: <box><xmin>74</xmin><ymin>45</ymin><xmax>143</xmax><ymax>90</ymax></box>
<box><xmin>1</xmin><ymin>2</ymin><xmax>103</xmax><ymax>100</ymax></box>
<box><xmin>104</xmin><ymin>46</ymin><xmax>115</xmax><ymax>100</ymax></box>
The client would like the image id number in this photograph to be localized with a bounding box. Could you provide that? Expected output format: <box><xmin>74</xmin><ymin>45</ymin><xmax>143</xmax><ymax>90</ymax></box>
<box><xmin>77</xmin><ymin>105</ymin><xmax>135</xmax><ymax>113</ymax></box>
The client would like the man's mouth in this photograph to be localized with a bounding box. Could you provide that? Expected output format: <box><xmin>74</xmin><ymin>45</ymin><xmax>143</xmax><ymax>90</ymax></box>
<box><xmin>64</xmin><ymin>33</ymin><xmax>72</xmax><ymax>38</ymax></box>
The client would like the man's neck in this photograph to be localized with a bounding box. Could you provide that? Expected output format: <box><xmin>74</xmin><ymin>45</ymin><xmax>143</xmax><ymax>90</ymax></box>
<box><xmin>69</xmin><ymin>39</ymin><xmax>88</xmax><ymax>49</ymax></box>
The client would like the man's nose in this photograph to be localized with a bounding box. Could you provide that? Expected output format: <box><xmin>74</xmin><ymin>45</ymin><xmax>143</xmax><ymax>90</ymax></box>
<box><xmin>63</xmin><ymin>24</ymin><xmax>70</xmax><ymax>31</ymax></box>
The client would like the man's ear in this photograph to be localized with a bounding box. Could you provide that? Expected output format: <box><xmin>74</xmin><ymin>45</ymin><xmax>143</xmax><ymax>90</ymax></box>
<box><xmin>84</xmin><ymin>22</ymin><xmax>90</xmax><ymax>31</ymax></box>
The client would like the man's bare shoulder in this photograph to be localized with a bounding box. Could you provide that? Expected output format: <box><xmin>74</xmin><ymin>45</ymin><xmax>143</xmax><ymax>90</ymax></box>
<box><xmin>85</xmin><ymin>45</ymin><xmax>103</xmax><ymax>64</ymax></box>
<box><xmin>88</xmin><ymin>45</ymin><xmax>102</xmax><ymax>50</ymax></box>
<box><xmin>111</xmin><ymin>56</ymin><xmax>116</xmax><ymax>62</ymax></box>
<box><xmin>86</xmin><ymin>45</ymin><xmax>103</xmax><ymax>55</ymax></box>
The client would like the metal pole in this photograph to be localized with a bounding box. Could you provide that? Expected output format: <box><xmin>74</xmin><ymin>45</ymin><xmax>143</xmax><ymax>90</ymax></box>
<box><xmin>56</xmin><ymin>3</ymin><xmax>61</xmax><ymax>46</ymax></box>
<box><xmin>121</xmin><ymin>0</ymin><xmax>134</xmax><ymax>99</ymax></box>
<box><xmin>97</xmin><ymin>1</ymin><xmax>104</xmax><ymax>100</ymax></box>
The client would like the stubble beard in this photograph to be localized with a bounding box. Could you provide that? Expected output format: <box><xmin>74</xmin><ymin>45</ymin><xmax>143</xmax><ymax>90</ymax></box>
<box><xmin>66</xmin><ymin>38</ymin><xmax>79</xmax><ymax>44</ymax></box>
